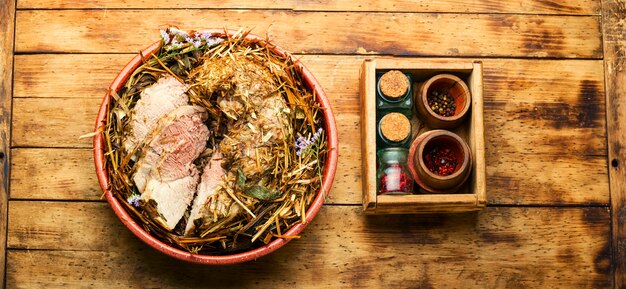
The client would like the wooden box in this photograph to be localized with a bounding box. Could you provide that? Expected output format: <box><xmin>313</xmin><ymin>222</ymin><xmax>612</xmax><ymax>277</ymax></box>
<box><xmin>360</xmin><ymin>59</ymin><xmax>486</xmax><ymax>214</ymax></box>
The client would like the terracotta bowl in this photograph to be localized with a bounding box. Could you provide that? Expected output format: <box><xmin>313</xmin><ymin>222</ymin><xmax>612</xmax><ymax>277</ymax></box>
<box><xmin>93</xmin><ymin>29</ymin><xmax>338</xmax><ymax>265</ymax></box>
<box><xmin>407</xmin><ymin>130</ymin><xmax>471</xmax><ymax>193</ymax></box>
<box><xmin>415</xmin><ymin>74</ymin><xmax>471</xmax><ymax>129</ymax></box>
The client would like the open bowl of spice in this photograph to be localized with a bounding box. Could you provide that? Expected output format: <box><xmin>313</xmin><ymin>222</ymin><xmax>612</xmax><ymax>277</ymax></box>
<box><xmin>407</xmin><ymin>130</ymin><xmax>471</xmax><ymax>193</ymax></box>
<box><xmin>415</xmin><ymin>74</ymin><xmax>471</xmax><ymax>129</ymax></box>
<box><xmin>93</xmin><ymin>28</ymin><xmax>338</xmax><ymax>264</ymax></box>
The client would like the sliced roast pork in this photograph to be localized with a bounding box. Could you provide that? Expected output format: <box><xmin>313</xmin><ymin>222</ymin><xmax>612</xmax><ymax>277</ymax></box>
<box><xmin>124</xmin><ymin>76</ymin><xmax>189</xmax><ymax>154</ymax></box>
<box><xmin>133</xmin><ymin>105</ymin><xmax>209</xmax><ymax>231</ymax></box>
<box><xmin>186</xmin><ymin>56</ymin><xmax>289</xmax><ymax>236</ymax></box>
<box><xmin>184</xmin><ymin>151</ymin><xmax>226</xmax><ymax>235</ymax></box>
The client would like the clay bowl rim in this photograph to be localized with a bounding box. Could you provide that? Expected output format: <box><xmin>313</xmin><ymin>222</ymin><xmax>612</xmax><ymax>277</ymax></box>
<box><xmin>412</xmin><ymin>130</ymin><xmax>470</xmax><ymax>181</ymax></box>
<box><xmin>420</xmin><ymin>73</ymin><xmax>471</xmax><ymax>122</ymax></box>
<box><xmin>93</xmin><ymin>29</ymin><xmax>339</xmax><ymax>265</ymax></box>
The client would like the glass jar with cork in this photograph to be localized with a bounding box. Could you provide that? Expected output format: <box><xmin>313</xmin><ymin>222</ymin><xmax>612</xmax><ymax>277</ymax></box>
<box><xmin>375</xmin><ymin>70</ymin><xmax>416</xmax><ymax>195</ymax></box>
<box><xmin>376</xmin><ymin>70</ymin><xmax>413</xmax><ymax>116</ymax></box>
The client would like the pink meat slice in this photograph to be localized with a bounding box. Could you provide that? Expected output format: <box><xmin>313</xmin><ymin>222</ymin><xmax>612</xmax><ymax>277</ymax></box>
<box><xmin>125</xmin><ymin>76</ymin><xmax>189</xmax><ymax>154</ymax></box>
<box><xmin>133</xmin><ymin>105</ymin><xmax>209</xmax><ymax>231</ymax></box>
<box><xmin>184</xmin><ymin>152</ymin><xmax>226</xmax><ymax>235</ymax></box>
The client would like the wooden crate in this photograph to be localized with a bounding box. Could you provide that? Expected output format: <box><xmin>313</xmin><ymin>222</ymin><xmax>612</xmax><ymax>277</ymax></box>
<box><xmin>360</xmin><ymin>59</ymin><xmax>486</xmax><ymax>214</ymax></box>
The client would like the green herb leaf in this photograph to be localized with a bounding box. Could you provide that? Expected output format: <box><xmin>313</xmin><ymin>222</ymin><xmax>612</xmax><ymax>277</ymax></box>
<box><xmin>237</xmin><ymin>168</ymin><xmax>247</xmax><ymax>188</ymax></box>
<box><xmin>243</xmin><ymin>185</ymin><xmax>282</xmax><ymax>201</ymax></box>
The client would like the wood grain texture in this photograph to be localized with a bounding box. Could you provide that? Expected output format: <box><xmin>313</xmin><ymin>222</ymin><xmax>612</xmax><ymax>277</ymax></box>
<box><xmin>15</xmin><ymin>0</ymin><xmax>600</xmax><ymax>15</ymax></box>
<box><xmin>6</xmin><ymin>203</ymin><xmax>612</xmax><ymax>288</ymax></box>
<box><xmin>11</xmin><ymin>98</ymin><xmax>99</xmax><ymax>148</ymax></box>
<box><xmin>359</xmin><ymin>60</ymin><xmax>376</xmax><ymax>211</ymax></box>
<box><xmin>14</xmin><ymin>10</ymin><xmax>602</xmax><ymax>58</ymax></box>
<box><xmin>13</xmin><ymin>54</ymin><xmax>129</xmax><ymax>99</ymax></box>
<box><xmin>293</xmin><ymin>0</ymin><xmax>601</xmax><ymax>14</ymax></box>
<box><xmin>602</xmin><ymin>0</ymin><xmax>626</xmax><ymax>287</ymax></box>
<box><xmin>16</xmin><ymin>0</ymin><xmax>290</xmax><ymax>9</ymax></box>
<box><xmin>10</xmin><ymin>55</ymin><xmax>608</xmax><ymax>205</ymax></box>
<box><xmin>0</xmin><ymin>0</ymin><xmax>15</xmax><ymax>288</ymax></box>
<box><xmin>10</xmin><ymin>148</ymin><xmax>99</xmax><ymax>200</ymax></box>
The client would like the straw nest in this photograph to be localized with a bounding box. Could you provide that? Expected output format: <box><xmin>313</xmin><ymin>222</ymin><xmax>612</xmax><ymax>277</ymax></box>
<box><xmin>102</xmin><ymin>28</ymin><xmax>328</xmax><ymax>254</ymax></box>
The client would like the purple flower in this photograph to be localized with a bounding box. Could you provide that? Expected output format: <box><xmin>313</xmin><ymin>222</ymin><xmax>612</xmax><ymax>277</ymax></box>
<box><xmin>160</xmin><ymin>29</ymin><xmax>171</xmax><ymax>44</ymax></box>
<box><xmin>192</xmin><ymin>38</ymin><xmax>203</xmax><ymax>48</ymax></box>
<box><xmin>200</xmin><ymin>33</ymin><xmax>223</xmax><ymax>47</ymax></box>
<box><xmin>295</xmin><ymin>128</ymin><xmax>324</xmax><ymax>156</ymax></box>
<box><xmin>127</xmin><ymin>194</ymin><xmax>141</xmax><ymax>208</ymax></box>
<box><xmin>169</xmin><ymin>27</ymin><xmax>188</xmax><ymax>38</ymax></box>
<box><xmin>167</xmin><ymin>39</ymin><xmax>183</xmax><ymax>51</ymax></box>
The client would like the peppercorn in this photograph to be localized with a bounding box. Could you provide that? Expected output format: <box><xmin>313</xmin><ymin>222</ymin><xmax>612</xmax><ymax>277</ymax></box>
<box><xmin>424</xmin><ymin>146</ymin><xmax>458</xmax><ymax>176</ymax></box>
<box><xmin>427</xmin><ymin>89</ymin><xmax>456</xmax><ymax>117</ymax></box>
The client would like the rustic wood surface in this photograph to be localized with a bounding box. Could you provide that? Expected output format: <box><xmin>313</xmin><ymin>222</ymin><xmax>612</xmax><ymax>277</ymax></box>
<box><xmin>602</xmin><ymin>0</ymin><xmax>626</xmax><ymax>287</ymax></box>
<box><xmin>1</xmin><ymin>1</ymin><xmax>622</xmax><ymax>288</ymax></box>
<box><xmin>16</xmin><ymin>0</ymin><xmax>601</xmax><ymax>14</ymax></box>
<box><xmin>0</xmin><ymin>0</ymin><xmax>15</xmax><ymax>288</ymax></box>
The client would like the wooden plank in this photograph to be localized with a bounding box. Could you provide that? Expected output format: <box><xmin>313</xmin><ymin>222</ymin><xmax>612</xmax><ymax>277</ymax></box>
<box><xmin>6</xmin><ymin>203</ymin><xmax>612</xmax><ymax>288</ymax></box>
<box><xmin>11</xmin><ymin>98</ymin><xmax>99</xmax><ymax>148</ymax></box>
<box><xmin>15</xmin><ymin>0</ymin><xmax>600</xmax><ymax>15</ymax></box>
<box><xmin>359</xmin><ymin>60</ymin><xmax>376</xmax><ymax>211</ymax></box>
<box><xmin>14</xmin><ymin>10</ymin><xmax>602</xmax><ymax>58</ymax></box>
<box><xmin>8</xmin><ymin>146</ymin><xmax>608</xmax><ymax>206</ymax></box>
<box><xmin>601</xmin><ymin>0</ymin><xmax>626</xmax><ymax>287</ymax></box>
<box><xmin>0</xmin><ymin>0</ymin><xmax>15</xmax><ymax>288</ymax></box>
<box><xmin>13</xmin><ymin>54</ymin><xmax>130</xmax><ymax>99</ymax></box>
<box><xmin>16</xmin><ymin>0</ymin><xmax>291</xmax><ymax>9</ymax></box>
<box><xmin>293</xmin><ymin>0</ymin><xmax>601</xmax><ymax>15</ymax></box>
<box><xmin>10</xmin><ymin>148</ymin><xmax>100</xmax><ymax>200</ymax></box>
<box><xmin>488</xmin><ymin>154</ymin><xmax>608</xmax><ymax>205</ymax></box>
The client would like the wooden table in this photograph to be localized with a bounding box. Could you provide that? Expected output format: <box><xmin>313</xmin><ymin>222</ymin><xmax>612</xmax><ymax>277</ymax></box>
<box><xmin>1</xmin><ymin>0</ymin><xmax>625</xmax><ymax>288</ymax></box>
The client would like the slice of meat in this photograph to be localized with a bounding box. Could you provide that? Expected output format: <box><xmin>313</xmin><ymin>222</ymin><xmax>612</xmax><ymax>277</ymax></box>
<box><xmin>189</xmin><ymin>171</ymin><xmax>242</xmax><ymax>236</ymax></box>
<box><xmin>124</xmin><ymin>76</ymin><xmax>189</xmax><ymax>154</ymax></box>
<box><xmin>220</xmin><ymin>94</ymin><xmax>288</xmax><ymax>179</ymax></box>
<box><xmin>133</xmin><ymin>105</ymin><xmax>209</xmax><ymax>231</ymax></box>
<box><xmin>143</xmin><ymin>172</ymin><xmax>200</xmax><ymax>231</ymax></box>
<box><xmin>184</xmin><ymin>151</ymin><xmax>225</xmax><ymax>235</ymax></box>
<box><xmin>186</xmin><ymin>54</ymin><xmax>290</xmax><ymax>236</ymax></box>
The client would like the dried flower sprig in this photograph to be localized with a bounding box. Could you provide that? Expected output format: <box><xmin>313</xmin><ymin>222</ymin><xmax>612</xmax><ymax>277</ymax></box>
<box><xmin>160</xmin><ymin>27</ymin><xmax>223</xmax><ymax>51</ymax></box>
<box><xmin>127</xmin><ymin>194</ymin><xmax>141</xmax><ymax>208</ymax></box>
<box><xmin>295</xmin><ymin>128</ymin><xmax>323</xmax><ymax>156</ymax></box>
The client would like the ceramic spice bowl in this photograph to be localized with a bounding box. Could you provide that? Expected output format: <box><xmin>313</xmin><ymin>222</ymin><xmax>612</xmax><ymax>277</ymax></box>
<box><xmin>415</xmin><ymin>74</ymin><xmax>471</xmax><ymax>129</ymax></box>
<box><xmin>407</xmin><ymin>130</ymin><xmax>472</xmax><ymax>193</ymax></box>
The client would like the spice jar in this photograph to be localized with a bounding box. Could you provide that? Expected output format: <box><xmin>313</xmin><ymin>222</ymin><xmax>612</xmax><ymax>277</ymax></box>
<box><xmin>414</xmin><ymin>74</ymin><xmax>471</xmax><ymax>129</ymax></box>
<box><xmin>407</xmin><ymin>130</ymin><xmax>472</xmax><ymax>193</ymax></box>
<box><xmin>377</xmin><ymin>112</ymin><xmax>412</xmax><ymax>148</ymax></box>
<box><xmin>376</xmin><ymin>70</ymin><xmax>413</xmax><ymax>116</ymax></box>
<box><xmin>377</xmin><ymin>148</ymin><xmax>414</xmax><ymax>195</ymax></box>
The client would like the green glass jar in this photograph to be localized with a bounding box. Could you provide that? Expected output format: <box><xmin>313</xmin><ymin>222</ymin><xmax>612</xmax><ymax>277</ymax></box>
<box><xmin>377</xmin><ymin>148</ymin><xmax>414</xmax><ymax>195</ymax></box>
<box><xmin>377</xmin><ymin>112</ymin><xmax>412</xmax><ymax>149</ymax></box>
<box><xmin>376</xmin><ymin>70</ymin><xmax>413</xmax><ymax>116</ymax></box>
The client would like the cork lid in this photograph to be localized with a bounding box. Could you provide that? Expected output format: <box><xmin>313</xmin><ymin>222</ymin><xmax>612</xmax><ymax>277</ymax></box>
<box><xmin>379</xmin><ymin>70</ymin><xmax>409</xmax><ymax>99</ymax></box>
<box><xmin>380</xmin><ymin>112</ymin><xmax>411</xmax><ymax>142</ymax></box>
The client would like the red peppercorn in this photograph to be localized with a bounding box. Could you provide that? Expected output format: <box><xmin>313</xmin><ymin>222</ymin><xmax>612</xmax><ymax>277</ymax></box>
<box><xmin>424</xmin><ymin>146</ymin><xmax>458</xmax><ymax>176</ymax></box>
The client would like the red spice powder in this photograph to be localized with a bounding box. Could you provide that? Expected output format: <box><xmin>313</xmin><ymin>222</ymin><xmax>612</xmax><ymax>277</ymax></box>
<box><xmin>378</xmin><ymin>163</ymin><xmax>413</xmax><ymax>194</ymax></box>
